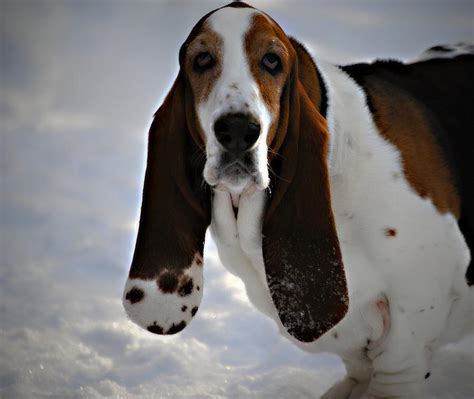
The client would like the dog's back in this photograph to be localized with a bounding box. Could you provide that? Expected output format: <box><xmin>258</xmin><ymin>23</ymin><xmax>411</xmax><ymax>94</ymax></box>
<box><xmin>342</xmin><ymin>49</ymin><xmax>474</xmax><ymax>285</ymax></box>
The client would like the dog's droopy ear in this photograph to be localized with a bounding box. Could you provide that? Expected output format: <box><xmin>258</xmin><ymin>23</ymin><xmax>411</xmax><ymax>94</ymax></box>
<box><xmin>123</xmin><ymin>73</ymin><xmax>211</xmax><ymax>335</ymax></box>
<box><xmin>263</xmin><ymin>55</ymin><xmax>349</xmax><ymax>343</ymax></box>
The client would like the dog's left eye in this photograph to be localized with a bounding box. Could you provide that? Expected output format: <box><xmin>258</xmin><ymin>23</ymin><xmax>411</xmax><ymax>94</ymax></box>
<box><xmin>194</xmin><ymin>52</ymin><xmax>214</xmax><ymax>71</ymax></box>
<box><xmin>262</xmin><ymin>53</ymin><xmax>281</xmax><ymax>74</ymax></box>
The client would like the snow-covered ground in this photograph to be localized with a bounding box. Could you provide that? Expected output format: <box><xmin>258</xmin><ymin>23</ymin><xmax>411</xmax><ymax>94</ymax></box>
<box><xmin>1</xmin><ymin>1</ymin><xmax>473</xmax><ymax>398</ymax></box>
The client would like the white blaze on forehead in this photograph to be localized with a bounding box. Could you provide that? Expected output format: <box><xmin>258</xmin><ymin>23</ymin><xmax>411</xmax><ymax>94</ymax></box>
<box><xmin>199</xmin><ymin>7</ymin><xmax>272</xmax><ymax>192</ymax></box>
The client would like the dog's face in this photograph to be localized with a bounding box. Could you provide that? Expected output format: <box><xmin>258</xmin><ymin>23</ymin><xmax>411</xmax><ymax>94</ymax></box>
<box><xmin>182</xmin><ymin>7</ymin><xmax>290</xmax><ymax>194</ymax></box>
<box><xmin>123</xmin><ymin>2</ymin><xmax>348</xmax><ymax>343</ymax></box>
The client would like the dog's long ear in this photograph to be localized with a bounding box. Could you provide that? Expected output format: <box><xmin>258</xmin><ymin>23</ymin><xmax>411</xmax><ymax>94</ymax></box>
<box><xmin>262</xmin><ymin>47</ymin><xmax>348</xmax><ymax>343</ymax></box>
<box><xmin>122</xmin><ymin>71</ymin><xmax>211</xmax><ymax>335</ymax></box>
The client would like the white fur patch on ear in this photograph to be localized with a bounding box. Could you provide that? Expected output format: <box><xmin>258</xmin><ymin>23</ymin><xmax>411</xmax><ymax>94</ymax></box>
<box><xmin>122</xmin><ymin>254</ymin><xmax>204</xmax><ymax>335</ymax></box>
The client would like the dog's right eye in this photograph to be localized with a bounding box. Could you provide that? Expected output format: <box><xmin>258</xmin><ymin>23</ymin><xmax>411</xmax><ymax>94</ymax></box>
<box><xmin>194</xmin><ymin>52</ymin><xmax>214</xmax><ymax>71</ymax></box>
<box><xmin>261</xmin><ymin>53</ymin><xmax>282</xmax><ymax>75</ymax></box>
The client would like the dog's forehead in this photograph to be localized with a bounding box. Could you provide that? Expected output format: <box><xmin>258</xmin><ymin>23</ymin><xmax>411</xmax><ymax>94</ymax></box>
<box><xmin>207</xmin><ymin>7</ymin><xmax>257</xmax><ymax>39</ymax></box>
<box><xmin>204</xmin><ymin>7</ymin><xmax>274</xmax><ymax>47</ymax></box>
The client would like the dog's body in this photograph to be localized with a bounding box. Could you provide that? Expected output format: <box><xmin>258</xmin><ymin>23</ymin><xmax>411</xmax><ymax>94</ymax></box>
<box><xmin>212</xmin><ymin>57</ymin><xmax>473</xmax><ymax>398</ymax></box>
<box><xmin>123</xmin><ymin>3</ymin><xmax>473</xmax><ymax>397</ymax></box>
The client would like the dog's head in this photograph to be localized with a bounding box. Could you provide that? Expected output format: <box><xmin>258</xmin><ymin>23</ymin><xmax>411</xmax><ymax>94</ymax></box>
<box><xmin>123</xmin><ymin>2</ymin><xmax>348</xmax><ymax>343</ymax></box>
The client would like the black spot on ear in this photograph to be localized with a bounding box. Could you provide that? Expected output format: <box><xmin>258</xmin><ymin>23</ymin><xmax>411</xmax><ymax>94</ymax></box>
<box><xmin>197</xmin><ymin>286</ymin><xmax>200</xmax><ymax>291</ymax></box>
<box><xmin>191</xmin><ymin>306</ymin><xmax>199</xmax><ymax>316</ymax></box>
<box><xmin>167</xmin><ymin>321</ymin><xmax>187</xmax><ymax>334</ymax></box>
<box><xmin>425</xmin><ymin>372</ymin><xmax>431</xmax><ymax>379</ymax></box>
<box><xmin>181</xmin><ymin>305</ymin><xmax>188</xmax><ymax>312</ymax></box>
<box><xmin>147</xmin><ymin>323</ymin><xmax>164</xmax><ymax>334</ymax></box>
<box><xmin>126</xmin><ymin>287</ymin><xmax>144</xmax><ymax>304</ymax></box>
<box><xmin>158</xmin><ymin>272</ymin><xmax>179</xmax><ymax>293</ymax></box>
<box><xmin>178</xmin><ymin>278</ymin><xmax>194</xmax><ymax>297</ymax></box>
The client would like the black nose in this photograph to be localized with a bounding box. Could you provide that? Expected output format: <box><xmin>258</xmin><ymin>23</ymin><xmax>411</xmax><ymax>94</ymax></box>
<box><xmin>214</xmin><ymin>113</ymin><xmax>261</xmax><ymax>152</ymax></box>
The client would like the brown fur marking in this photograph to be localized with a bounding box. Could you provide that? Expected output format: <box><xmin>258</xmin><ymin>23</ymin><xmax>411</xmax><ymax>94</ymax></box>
<box><xmin>289</xmin><ymin>38</ymin><xmax>323</xmax><ymax>111</ymax></box>
<box><xmin>245</xmin><ymin>14</ymin><xmax>292</xmax><ymax>145</ymax></box>
<box><xmin>385</xmin><ymin>228</ymin><xmax>397</xmax><ymax>237</ymax></box>
<box><xmin>158</xmin><ymin>271</ymin><xmax>179</xmax><ymax>293</ymax></box>
<box><xmin>185</xmin><ymin>25</ymin><xmax>223</xmax><ymax>105</ymax></box>
<box><xmin>194</xmin><ymin>253</ymin><xmax>203</xmax><ymax>266</ymax></box>
<box><xmin>368</xmin><ymin>79</ymin><xmax>460</xmax><ymax>217</ymax></box>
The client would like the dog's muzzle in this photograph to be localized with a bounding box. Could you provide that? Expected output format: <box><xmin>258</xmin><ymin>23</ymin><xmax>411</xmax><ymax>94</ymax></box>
<box><xmin>212</xmin><ymin>113</ymin><xmax>263</xmax><ymax>192</ymax></box>
<box><xmin>214</xmin><ymin>113</ymin><xmax>261</xmax><ymax>153</ymax></box>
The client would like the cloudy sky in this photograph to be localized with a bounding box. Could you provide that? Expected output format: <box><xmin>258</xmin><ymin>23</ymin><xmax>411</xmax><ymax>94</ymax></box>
<box><xmin>1</xmin><ymin>0</ymin><xmax>473</xmax><ymax>398</ymax></box>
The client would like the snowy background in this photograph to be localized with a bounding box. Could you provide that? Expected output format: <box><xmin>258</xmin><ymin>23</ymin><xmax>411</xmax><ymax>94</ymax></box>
<box><xmin>1</xmin><ymin>0</ymin><xmax>473</xmax><ymax>398</ymax></box>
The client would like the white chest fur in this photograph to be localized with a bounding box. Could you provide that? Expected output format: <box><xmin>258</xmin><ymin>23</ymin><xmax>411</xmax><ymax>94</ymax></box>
<box><xmin>210</xmin><ymin>60</ymin><xmax>472</xmax><ymax>397</ymax></box>
<box><xmin>210</xmin><ymin>189</ymin><xmax>277</xmax><ymax>321</ymax></box>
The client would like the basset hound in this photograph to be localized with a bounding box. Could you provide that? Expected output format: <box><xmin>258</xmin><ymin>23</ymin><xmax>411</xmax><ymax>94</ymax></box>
<box><xmin>122</xmin><ymin>2</ymin><xmax>473</xmax><ymax>397</ymax></box>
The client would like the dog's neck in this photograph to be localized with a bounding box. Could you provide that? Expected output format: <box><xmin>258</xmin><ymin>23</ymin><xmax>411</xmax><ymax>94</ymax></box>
<box><xmin>316</xmin><ymin>61</ymin><xmax>388</xmax><ymax>222</ymax></box>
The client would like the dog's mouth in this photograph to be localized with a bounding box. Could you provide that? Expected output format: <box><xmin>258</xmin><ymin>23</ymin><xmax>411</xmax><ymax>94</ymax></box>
<box><xmin>217</xmin><ymin>159</ymin><xmax>257</xmax><ymax>191</ymax></box>
<box><xmin>212</xmin><ymin>160</ymin><xmax>262</xmax><ymax>208</ymax></box>
<box><xmin>204</xmin><ymin>148</ymin><xmax>269</xmax><ymax>195</ymax></box>
<box><xmin>221</xmin><ymin>159</ymin><xmax>254</xmax><ymax>177</ymax></box>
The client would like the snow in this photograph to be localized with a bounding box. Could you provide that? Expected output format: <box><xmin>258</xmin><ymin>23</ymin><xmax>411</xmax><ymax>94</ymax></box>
<box><xmin>1</xmin><ymin>1</ymin><xmax>473</xmax><ymax>397</ymax></box>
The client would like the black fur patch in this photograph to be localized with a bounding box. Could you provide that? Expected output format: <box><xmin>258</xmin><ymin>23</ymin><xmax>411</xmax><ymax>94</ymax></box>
<box><xmin>125</xmin><ymin>287</ymin><xmax>144</xmax><ymax>304</ymax></box>
<box><xmin>191</xmin><ymin>306</ymin><xmax>199</xmax><ymax>316</ymax></box>
<box><xmin>167</xmin><ymin>321</ymin><xmax>187</xmax><ymax>334</ymax></box>
<box><xmin>178</xmin><ymin>278</ymin><xmax>194</xmax><ymax>297</ymax></box>
<box><xmin>147</xmin><ymin>323</ymin><xmax>164</xmax><ymax>334</ymax></box>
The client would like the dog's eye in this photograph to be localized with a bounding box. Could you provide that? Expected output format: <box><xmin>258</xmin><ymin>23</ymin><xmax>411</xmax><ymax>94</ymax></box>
<box><xmin>194</xmin><ymin>52</ymin><xmax>214</xmax><ymax>71</ymax></box>
<box><xmin>262</xmin><ymin>53</ymin><xmax>281</xmax><ymax>74</ymax></box>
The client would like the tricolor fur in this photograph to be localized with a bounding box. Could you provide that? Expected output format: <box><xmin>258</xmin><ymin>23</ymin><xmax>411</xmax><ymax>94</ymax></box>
<box><xmin>123</xmin><ymin>2</ymin><xmax>473</xmax><ymax>397</ymax></box>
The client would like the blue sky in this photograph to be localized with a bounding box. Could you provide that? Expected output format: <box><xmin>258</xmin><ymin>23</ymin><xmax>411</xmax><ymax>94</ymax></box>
<box><xmin>1</xmin><ymin>1</ymin><xmax>473</xmax><ymax>397</ymax></box>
